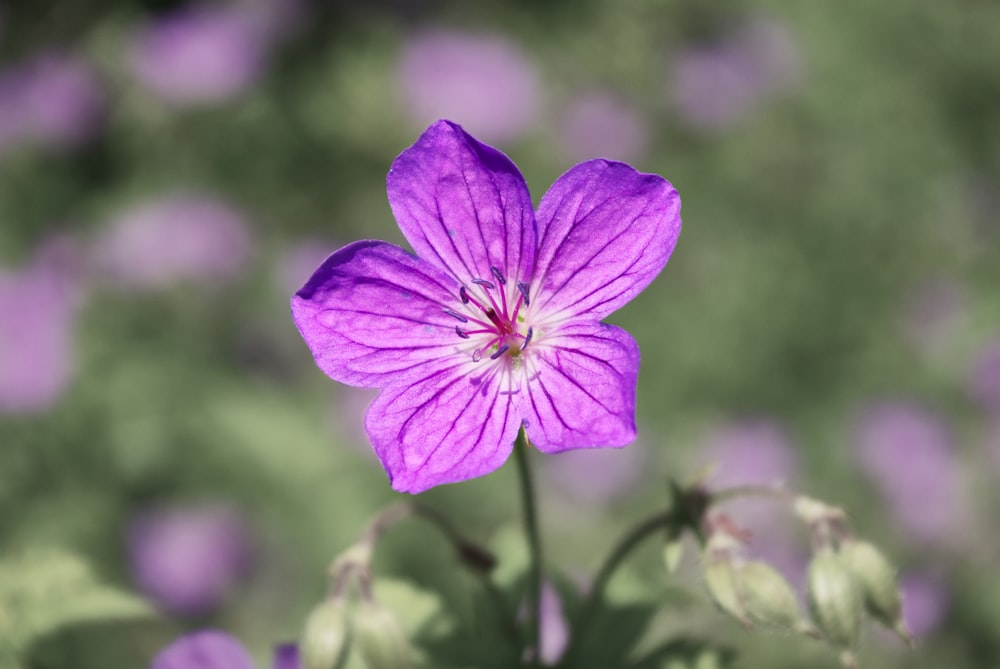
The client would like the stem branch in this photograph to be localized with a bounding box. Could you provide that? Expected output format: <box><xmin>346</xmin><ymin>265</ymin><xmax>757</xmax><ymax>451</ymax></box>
<box><xmin>513</xmin><ymin>428</ymin><xmax>542</xmax><ymax>666</ymax></box>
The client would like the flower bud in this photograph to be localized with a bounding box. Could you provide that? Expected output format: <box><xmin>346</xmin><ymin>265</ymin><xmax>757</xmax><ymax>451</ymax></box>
<box><xmin>663</xmin><ymin>538</ymin><xmax>684</xmax><ymax>574</ymax></box>
<box><xmin>840</xmin><ymin>540</ymin><xmax>911</xmax><ymax>644</ymax></box>
<box><xmin>807</xmin><ymin>553</ymin><xmax>862</xmax><ymax>649</ymax></box>
<box><xmin>354</xmin><ymin>600</ymin><xmax>412</xmax><ymax>669</ymax></box>
<box><xmin>703</xmin><ymin>558</ymin><xmax>749</xmax><ymax>627</ymax></box>
<box><xmin>740</xmin><ymin>561</ymin><xmax>811</xmax><ymax>633</ymax></box>
<box><xmin>301</xmin><ymin>600</ymin><xmax>352</xmax><ymax>669</ymax></box>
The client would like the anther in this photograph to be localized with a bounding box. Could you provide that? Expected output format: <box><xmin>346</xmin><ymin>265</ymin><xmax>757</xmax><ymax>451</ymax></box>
<box><xmin>455</xmin><ymin>326</ymin><xmax>470</xmax><ymax>339</ymax></box>
<box><xmin>490</xmin><ymin>345</ymin><xmax>510</xmax><ymax>360</ymax></box>
<box><xmin>471</xmin><ymin>278</ymin><xmax>496</xmax><ymax>291</ymax></box>
<box><xmin>490</xmin><ymin>266</ymin><xmax>507</xmax><ymax>286</ymax></box>
<box><xmin>521</xmin><ymin>327</ymin><xmax>533</xmax><ymax>350</ymax></box>
<box><xmin>443</xmin><ymin>308</ymin><xmax>468</xmax><ymax>323</ymax></box>
<box><xmin>459</xmin><ymin>286</ymin><xmax>470</xmax><ymax>304</ymax></box>
<box><xmin>472</xmin><ymin>349</ymin><xmax>483</xmax><ymax>362</ymax></box>
<box><xmin>517</xmin><ymin>281</ymin><xmax>531</xmax><ymax>307</ymax></box>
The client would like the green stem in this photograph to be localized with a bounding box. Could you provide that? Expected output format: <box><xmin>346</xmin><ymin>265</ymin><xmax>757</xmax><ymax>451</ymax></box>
<box><xmin>513</xmin><ymin>428</ymin><xmax>542</xmax><ymax>666</ymax></box>
<box><xmin>574</xmin><ymin>510</ymin><xmax>676</xmax><ymax>639</ymax></box>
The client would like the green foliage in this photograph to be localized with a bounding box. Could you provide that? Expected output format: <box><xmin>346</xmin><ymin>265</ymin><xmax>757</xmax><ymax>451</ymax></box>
<box><xmin>0</xmin><ymin>549</ymin><xmax>153</xmax><ymax>669</ymax></box>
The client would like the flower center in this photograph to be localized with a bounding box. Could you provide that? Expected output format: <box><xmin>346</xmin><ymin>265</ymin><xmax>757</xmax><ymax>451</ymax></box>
<box><xmin>442</xmin><ymin>265</ymin><xmax>533</xmax><ymax>363</ymax></box>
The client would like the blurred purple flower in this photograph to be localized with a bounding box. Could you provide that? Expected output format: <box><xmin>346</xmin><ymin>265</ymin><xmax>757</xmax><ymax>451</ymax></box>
<box><xmin>557</xmin><ymin>91</ymin><xmax>648</xmax><ymax>163</ymax></box>
<box><xmin>901</xmin><ymin>277</ymin><xmax>967</xmax><ymax>357</ymax></box>
<box><xmin>94</xmin><ymin>195</ymin><xmax>253</xmax><ymax>288</ymax></box>
<box><xmin>539</xmin><ymin>582</ymin><xmax>569</xmax><ymax>665</ymax></box>
<box><xmin>968</xmin><ymin>340</ymin><xmax>1000</xmax><ymax>415</ymax></box>
<box><xmin>130</xmin><ymin>7</ymin><xmax>271</xmax><ymax>106</ymax></box>
<box><xmin>669</xmin><ymin>16</ymin><xmax>803</xmax><ymax>130</ymax></box>
<box><xmin>543</xmin><ymin>436</ymin><xmax>648</xmax><ymax>506</ymax></box>
<box><xmin>855</xmin><ymin>402</ymin><xmax>964</xmax><ymax>543</ymax></box>
<box><xmin>900</xmin><ymin>570</ymin><xmax>949</xmax><ymax>638</ymax></box>
<box><xmin>397</xmin><ymin>30</ymin><xmax>540</xmax><ymax>144</ymax></box>
<box><xmin>0</xmin><ymin>237</ymin><xmax>84</xmax><ymax>414</ymax></box>
<box><xmin>696</xmin><ymin>419</ymin><xmax>800</xmax><ymax>568</ymax></box>
<box><xmin>151</xmin><ymin>630</ymin><xmax>299</xmax><ymax>669</ymax></box>
<box><xmin>292</xmin><ymin>120</ymin><xmax>681</xmax><ymax>493</ymax></box>
<box><xmin>128</xmin><ymin>504</ymin><xmax>254</xmax><ymax>616</ymax></box>
<box><xmin>0</xmin><ymin>52</ymin><xmax>104</xmax><ymax>155</ymax></box>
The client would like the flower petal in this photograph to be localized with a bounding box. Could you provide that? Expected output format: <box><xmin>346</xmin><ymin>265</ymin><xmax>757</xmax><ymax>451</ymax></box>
<box><xmin>365</xmin><ymin>358</ymin><xmax>523</xmax><ymax>493</ymax></box>
<box><xmin>387</xmin><ymin>120</ymin><xmax>536</xmax><ymax>286</ymax></box>
<box><xmin>521</xmin><ymin>321</ymin><xmax>640</xmax><ymax>452</ymax></box>
<box><xmin>531</xmin><ymin>160</ymin><xmax>681</xmax><ymax>321</ymax></box>
<box><xmin>292</xmin><ymin>240</ymin><xmax>464</xmax><ymax>388</ymax></box>
<box><xmin>150</xmin><ymin>631</ymin><xmax>256</xmax><ymax>669</ymax></box>
<box><xmin>271</xmin><ymin>643</ymin><xmax>300</xmax><ymax>669</ymax></box>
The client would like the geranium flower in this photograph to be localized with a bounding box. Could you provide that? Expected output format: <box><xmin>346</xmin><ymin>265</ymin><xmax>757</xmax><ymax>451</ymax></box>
<box><xmin>150</xmin><ymin>630</ymin><xmax>298</xmax><ymax>669</ymax></box>
<box><xmin>292</xmin><ymin>120</ymin><xmax>681</xmax><ymax>493</ymax></box>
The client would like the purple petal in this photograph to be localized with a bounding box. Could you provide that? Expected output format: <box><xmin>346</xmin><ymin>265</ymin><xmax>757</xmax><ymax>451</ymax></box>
<box><xmin>522</xmin><ymin>321</ymin><xmax>639</xmax><ymax>452</ymax></box>
<box><xmin>292</xmin><ymin>240</ymin><xmax>465</xmax><ymax>388</ymax></box>
<box><xmin>531</xmin><ymin>160</ymin><xmax>681</xmax><ymax>321</ymax></box>
<box><xmin>271</xmin><ymin>643</ymin><xmax>300</xmax><ymax>669</ymax></box>
<box><xmin>386</xmin><ymin>120</ymin><xmax>536</xmax><ymax>287</ymax></box>
<box><xmin>150</xmin><ymin>630</ymin><xmax>255</xmax><ymax>669</ymax></box>
<box><xmin>365</xmin><ymin>358</ymin><xmax>523</xmax><ymax>493</ymax></box>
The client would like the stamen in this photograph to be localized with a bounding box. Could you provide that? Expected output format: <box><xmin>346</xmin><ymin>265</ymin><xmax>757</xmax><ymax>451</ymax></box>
<box><xmin>521</xmin><ymin>327</ymin><xmax>533</xmax><ymax>350</ymax></box>
<box><xmin>455</xmin><ymin>326</ymin><xmax>470</xmax><ymax>339</ymax></box>
<box><xmin>490</xmin><ymin>266</ymin><xmax>507</xmax><ymax>286</ymax></box>
<box><xmin>443</xmin><ymin>308</ymin><xmax>468</xmax><ymax>323</ymax></box>
<box><xmin>472</xmin><ymin>349</ymin><xmax>483</xmax><ymax>362</ymax></box>
<box><xmin>459</xmin><ymin>286</ymin><xmax>470</xmax><ymax>304</ymax></box>
<box><xmin>490</xmin><ymin>345</ymin><xmax>510</xmax><ymax>360</ymax></box>
<box><xmin>471</xmin><ymin>278</ymin><xmax>496</xmax><ymax>291</ymax></box>
<box><xmin>517</xmin><ymin>281</ymin><xmax>531</xmax><ymax>307</ymax></box>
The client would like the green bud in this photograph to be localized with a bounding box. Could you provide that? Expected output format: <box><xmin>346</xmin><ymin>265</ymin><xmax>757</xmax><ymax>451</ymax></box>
<box><xmin>740</xmin><ymin>561</ymin><xmax>811</xmax><ymax>633</ymax></box>
<box><xmin>354</xmin><ymin>600</ymin><xmax>412</xmax><ymax>669</ymax></box>
<box><xmin>663</xmin><ymin>538</ymin><xmax>684</xmax><ymax>574</ymax></box>
<box><xmin>703</xmin><ymin>558</ymin><xmax>749</xmax><ymax>626</ymax></box>
<box><xmin>807</xmin><ymin>553</ymin><xmax>862</xmax><ymax>649</ymax></box>
<box><xmin>301</xmin><ymin>600</ymin><xmax>352</xmax><ymax>669</ymax></box>
<box><xmin>840</xmin><ymin>540</ymin><xmax>911</xmax><ymax>644</ymax></box>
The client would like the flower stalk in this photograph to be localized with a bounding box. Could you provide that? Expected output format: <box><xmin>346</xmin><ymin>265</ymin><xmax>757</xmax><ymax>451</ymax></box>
<box><xmin>513</xmin><ymin>428</ymin><xmax>543</xmax><ymax>666</ymax></box>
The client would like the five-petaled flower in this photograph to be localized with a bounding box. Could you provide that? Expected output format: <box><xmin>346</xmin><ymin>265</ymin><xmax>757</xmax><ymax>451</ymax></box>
<box><xmin>292</xmin><ymin>120</ymin><xmax>681</xmax><ymax>493</ymax></box>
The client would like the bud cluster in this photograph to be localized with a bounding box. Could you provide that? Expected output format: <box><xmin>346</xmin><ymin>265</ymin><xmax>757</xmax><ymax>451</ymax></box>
<box><xmin>299</xmin><ymin>541</ymin><xmax>413</xmax><ymax>669</ymax></box>
<box><xmin>695</xmin><ymin>491</ymin><xmax>911</xmax><ymax>669</ymax></box>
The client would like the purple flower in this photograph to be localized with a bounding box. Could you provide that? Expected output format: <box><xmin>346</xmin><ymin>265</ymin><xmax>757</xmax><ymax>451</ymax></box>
<box><xmin>397</xmin><ymin>31</ymin><xmax>541</xmax><ymax>144</ymax></box>
<box><xmin>0</xmin><ymin>51</ymin><xmax>104</xmax><ymax>155</ymax></box>
<box><xmin>854</xmin><ymin>402</ymin><xmax>965</xmax><ymax>543</ymax></box>
<box><xmin>292</xmin><ymin>120</ymin><xmax>681</xmax><ymax>493</ymax></box>
<box><xmin>968</xmin><ymin>339</ymin><xmax>1000</xmax><ymax>415</ymax></box>
<box><xmin>669</xmin><ymin>16</ymin><xmax>803</xmax><ymax>130</ymax></box>
<box><xmin>557</xmin><ymin>91</ymin><xmax>648</xmax><ymax>163</ymax></box>
<box><xmin>0</xmin><ymin>237</ymin><xmax>84</xmax><ymax>414</ymax></box>
<box><xmin>150</xmin><ymin>630</ymin><xmax>299</xmax><ymax>669</ymax></box>
<box><xmin>128</xmin><ymin>504</ymin><xmax>253</xmax><ymax>616</ymax></box>
<box><xmin>93</xmin><ymin>194</ymin><xmax>253</xmax><ymax>288</ymax></box>
<box><xmin>130</xmin><ymin>7</ymin><xmax>269</xmax><ymax>106</ymax></box>
<box><xmin>900</xmin><ymin>570</ymin><xmax>949</xmax><ymax>638</ymax></box>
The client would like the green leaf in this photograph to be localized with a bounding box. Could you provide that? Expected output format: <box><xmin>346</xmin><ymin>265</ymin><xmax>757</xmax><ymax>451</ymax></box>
<box><xmin>560</xmin><ymin>602</ymin><xmax>658</xmax><ymax>669</ymax></box>
<box><xmin>0</xmin><ymin>548</ymin><xmax>154</xmax><ymax>663</ymax></box>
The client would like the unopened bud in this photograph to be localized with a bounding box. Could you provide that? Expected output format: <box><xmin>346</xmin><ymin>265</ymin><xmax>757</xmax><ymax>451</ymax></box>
<box><xmin>807</xmin><ymin>553</ymin><xmax>862</xmax><ymax>649</ymax></box>
<box><xmin>663</xmin><ymin>538</ymin><xmax>684</xmax><ymax>574</ymax></box>
<box><xmin>301</xmin><ymin>600</ymin><xmax>352</xmax><ymax>669</ymax></box>
<box><xmin>740</xmin><ymin>561</ymin><xmax>811</xmax><ymax>634</ymax></box>
<box><xmin>840</xmin><ymin>540</ymin><xmax>911</xmax><ymax>644</ymax></box>
<box><xmin>703</xmin><ymin>558</ymin><xmax>749</xmax><ymax>626</ymax></box>
<box><xmin>354</xmin><ymin>600</ymin><xmax>412</xmax><ymax>669</ymax></box>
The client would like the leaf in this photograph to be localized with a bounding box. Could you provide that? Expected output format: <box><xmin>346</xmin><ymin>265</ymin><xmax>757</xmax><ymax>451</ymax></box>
<box><xmin>560</xmin><ymin>602</ymin><xmax>658</xmax><ymax>669</ymax></box>
<box><xmin>627</xmin><ymin>638</ymin><xmax>736</xmax><ymax>669</ymax></box>
<box><xmin>0</xmin><ymin>547</ymin><xmax>154</xmax><ymax>663</ymax></box>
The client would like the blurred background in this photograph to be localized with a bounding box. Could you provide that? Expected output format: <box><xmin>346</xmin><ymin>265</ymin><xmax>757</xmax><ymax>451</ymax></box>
<box><xmin>1</xmin><ymin>0</ymin><xmax>999</xmax><ymax>666</ymax></box>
